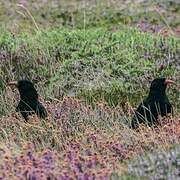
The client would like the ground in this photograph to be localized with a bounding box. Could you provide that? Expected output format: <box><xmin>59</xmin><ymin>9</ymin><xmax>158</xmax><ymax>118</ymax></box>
<box><xmin>0</xmin><ymin>0</ymin><xmax>179</xmax><ymax>179</ymax></box>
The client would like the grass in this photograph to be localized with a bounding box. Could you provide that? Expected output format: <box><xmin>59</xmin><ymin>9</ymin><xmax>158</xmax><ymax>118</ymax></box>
<box><xmin>0</xmin><ymin>0</ymin><xmax>179</xmax><ymax>32</ymax></box>
<box><xmin>0</xmin><ymin>27</ymin><xmax>179</xmax><ymax>114</ymax></box>
<box><xmin>0</xmin><ymin>97</ymin><xmax>179</xmax><ymax>179</ymax></box>
<box><xmin>124</xmin><ymin>145</ymin><xmax>180</xmax><ymax>179</ymax></box>
<box><xmin>0</xmin><ymin>0</ymin><xmax>180</xmax><ymax>179</ymax></box>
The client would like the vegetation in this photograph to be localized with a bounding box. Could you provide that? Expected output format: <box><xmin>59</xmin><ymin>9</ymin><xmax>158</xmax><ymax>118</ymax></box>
<box><xmin>0</xmin><ymin>0</ymin><xmax>179</xmax><ymax>179</ymax></box>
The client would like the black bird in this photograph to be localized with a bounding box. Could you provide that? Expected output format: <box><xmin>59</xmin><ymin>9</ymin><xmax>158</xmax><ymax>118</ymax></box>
<box><xmin>131</xmin><ymin>78</ymin><xmax>175</xmax><ymax>129</ymax></box>
<box><xmin>8</xmin><ymin>80</ymin><xmax>47</xmax><ymax>121</ymax></box>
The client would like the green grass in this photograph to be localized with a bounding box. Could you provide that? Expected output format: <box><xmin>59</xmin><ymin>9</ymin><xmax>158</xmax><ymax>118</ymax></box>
<box><xmin>0</xmin><ymin>27</ymin><xmax>179</xmax><ymax>115</ymax></box>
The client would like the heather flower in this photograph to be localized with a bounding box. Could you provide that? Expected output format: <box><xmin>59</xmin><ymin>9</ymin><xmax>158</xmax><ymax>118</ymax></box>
<box><xmin>18</xmin><ymin>0</ymin><xmax>27</xmax><ymax>7</ymax></box>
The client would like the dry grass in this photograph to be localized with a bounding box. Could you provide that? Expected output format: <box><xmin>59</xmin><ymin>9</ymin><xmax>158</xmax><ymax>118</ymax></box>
<box><xmin>0</xmin><ymin>97</ymin><xmax>179</xmax><ymax>178</ymax></box>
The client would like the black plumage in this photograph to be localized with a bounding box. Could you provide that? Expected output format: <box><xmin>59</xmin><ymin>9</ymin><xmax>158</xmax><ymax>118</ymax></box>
<box><xmin>131</xmin><ymin>78</ymin><xmax>175</xmax><ymax>129</ymax></box>
<box><xmin>9</xmin><ymin>80</ymin><xmax>47</xmax><ymax>121</ymax></box>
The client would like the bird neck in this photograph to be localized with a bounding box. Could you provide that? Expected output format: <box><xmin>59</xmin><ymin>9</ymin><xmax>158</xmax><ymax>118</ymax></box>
<box><xmin>149</xmin><ymin>90</ymin><xmax>166</xmax><ymax>99</ymax></box>
<box><xmin>20</xmin><ymin>90</ymin><xmax>38</xmax><ymax>102</ymax></box>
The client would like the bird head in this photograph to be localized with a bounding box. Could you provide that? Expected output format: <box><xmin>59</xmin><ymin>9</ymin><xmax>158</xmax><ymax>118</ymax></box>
<box><xmin>8</xmin><ymin>80</ymin><xmax>38</xmax><ymax>100</ymax></box>
<box><xmin>149</xmin><ymin>78</ymin><xmax>175</xmax><ymax>95</ymax></box>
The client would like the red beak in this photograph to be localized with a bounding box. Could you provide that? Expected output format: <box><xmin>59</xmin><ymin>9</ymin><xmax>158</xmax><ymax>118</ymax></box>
<box><xmin>164</xmin><ymin>79</ymin><xmax>175</xmax><ymax>85</ymax></box>
<box><xmin>8</xmin><ymin>81</ymin><xmax>18</xmax><ymax>87</ymax></box>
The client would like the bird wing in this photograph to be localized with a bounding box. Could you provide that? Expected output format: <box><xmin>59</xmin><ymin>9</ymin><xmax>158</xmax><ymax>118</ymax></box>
<box><xmin>36</xmin><ymin>102</ymin><xmax>47</xmax><ymax>119</ymax></box>
<box><xmin>131</xmin><ymin>99</ymin><xmax>157</xmax><ymax>128</ymax></box>
<box><xmin>16</xmin><ymin>100</ymin><xmax>34</xmax><ymax>120</ymax></box>
<box><xmin>159</xmin><ymin>100</ymin><xmax>173</xmax><ymax>116</ymax></box>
